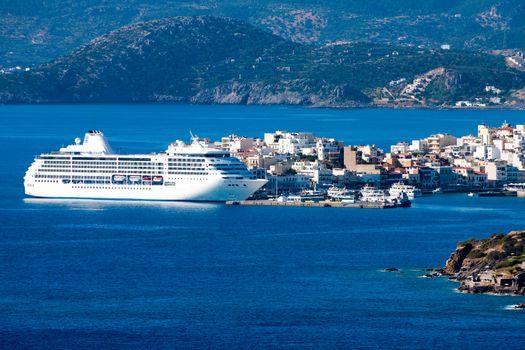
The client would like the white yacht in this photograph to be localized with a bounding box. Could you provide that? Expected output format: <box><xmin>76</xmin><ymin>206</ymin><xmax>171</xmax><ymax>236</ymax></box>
<box><xmin>24</xmin><ymin>130</ymin><xmax>267</xmax><ymax>201</ymax></box>
<box><xmin>360</xmin><ymin>186</ymin><xmax>390</xmax><ymax>203</ymax></box>
<box><xmin>327</xmin><ymin>187</ymin><xmax>357</xmax><ymax>203</ymax></box>
<box><xmin>389</xmin><ymin>182</ymin><xmax>422</xmax><ymax>200</ymax></box>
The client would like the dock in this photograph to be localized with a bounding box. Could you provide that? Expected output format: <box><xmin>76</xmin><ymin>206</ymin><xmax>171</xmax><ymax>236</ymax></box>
<box><xmin>478</xmin><ymin>191</ymin><xmax>517</xmax><ymax>197</ymax></box>
<box><xmin>226</xmin><ymin>200</ymin><xmax>400</xmax><ymax>209</ymax></box>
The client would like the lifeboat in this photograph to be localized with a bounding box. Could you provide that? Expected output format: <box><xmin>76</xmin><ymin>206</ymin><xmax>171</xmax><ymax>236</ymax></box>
<box><xmin>112</xmin><ymin>174</ymin><xmax>126</xmax><ymax>183</ymax></box>
<box><xmin>152</xmin><ymin>176</ymin><xmax>164</xmax><ymax>185</ymax></box>
<box><xmin>128</xmin><ymin>175</ymin><xmax>141</xmax><ymax>183</ymax></box>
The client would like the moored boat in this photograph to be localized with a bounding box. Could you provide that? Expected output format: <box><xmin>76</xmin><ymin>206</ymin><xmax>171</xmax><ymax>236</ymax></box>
<box><xmin>389</xmin><ymin>182</ymin><xmax>422</xmax><ymax>200</ymax></box>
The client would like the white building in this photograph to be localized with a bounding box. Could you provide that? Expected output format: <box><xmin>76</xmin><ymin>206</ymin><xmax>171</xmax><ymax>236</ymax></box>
<box><xmin>274</xmin><ymin>132</ymin><xmax>316</xmax><ymax>155</ymax></box>
<box><xmin>391</xmin><ymin>142</ymin><xmax>411</xmax><ymax>154</ymax></box>
<box><xmin>485</xmin><ymin>161</ymin><xmax>507</xmax><ymax>182</ymax></box>
<box><xmin>474</xmin><ymin>145</ymin><xmax>501</xmax><ymax>160</ymax></box>
<box><xmin>266</xmin><ymin>174</ymin><xmax>310</xmax><ymax>194</ymax></box>
<box><xmin>316</xmin><ymin>138</ymin><xmax>343</xmax><ymax>162</ymax></box>
<box><xmin>292</xmin><ymin>160</ymin><xmax>333</xmax><ymax>186</ymax></box>
<box><xmin>410</xmin><ymin>139</ymin><xmax>428</xmax><ymax>152</ymax></box>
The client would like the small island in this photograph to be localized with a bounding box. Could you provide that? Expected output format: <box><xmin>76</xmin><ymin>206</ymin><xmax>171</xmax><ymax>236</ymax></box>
<box><xmin>443</xmin><ymin>231</ymin><xmax>525</xmax><ymax>295</ymax></box>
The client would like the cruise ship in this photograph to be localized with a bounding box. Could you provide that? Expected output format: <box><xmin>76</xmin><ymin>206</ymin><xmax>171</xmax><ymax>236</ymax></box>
<box><xmin>24</xmin><ymin>130</ymin><xmax>267</xmax><ymax>201</ymax></box>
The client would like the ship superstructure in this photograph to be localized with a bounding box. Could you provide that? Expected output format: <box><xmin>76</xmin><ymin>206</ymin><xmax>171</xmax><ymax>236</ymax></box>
<box><xmin>24</xmin><ymin>130</ymin><xmax>267</xmax><ymax>201</ymax></box>
<box><xmin>389</xmin><ymin>182</ymin><xmax>422</xmax><ymax>200</ymax></box>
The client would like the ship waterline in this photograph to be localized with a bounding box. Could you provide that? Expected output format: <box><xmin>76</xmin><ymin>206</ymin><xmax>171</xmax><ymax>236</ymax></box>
<box><xmin>24</xmin><ymin>130</ymin><xmax>267</xmax><ymax>201</ymax></box>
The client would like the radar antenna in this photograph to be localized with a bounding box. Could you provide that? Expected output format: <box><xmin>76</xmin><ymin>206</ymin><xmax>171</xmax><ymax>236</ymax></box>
<box><xmin>189</xmin><ymin>131</ymin><xmax>203</xmax><ymax>148</ymax></box>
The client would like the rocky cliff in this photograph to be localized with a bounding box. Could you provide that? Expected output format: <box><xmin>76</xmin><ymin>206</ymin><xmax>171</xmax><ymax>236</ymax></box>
<box><xmin>443</xmin><ymin>231</ymin><xmax>525</xmax><ymax>294</ymax></box>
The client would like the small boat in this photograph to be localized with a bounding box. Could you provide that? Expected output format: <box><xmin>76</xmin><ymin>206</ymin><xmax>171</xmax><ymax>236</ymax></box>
<box><xmin>297</xmin><ymin>190</ymin><xmax>325</xmax><ymax>202</ymax></box>
<box><xmin>432</xmin><ymin>188</ymin><xmax>442</xmax><ymax>194</ymax></box>
<box><xmin>360</xmin><ymin>186</ymin><xmax>390</xmax><ymax>203</ymax></box>
<box><xmin>468</xmin><ymin>192</ymin><xmax>475</xmax><ymax>197</ymax></box>
<box><xmin>327</xmin><ymin>186</ymin><xmax>357</xmax><ymax>203</ymax></box>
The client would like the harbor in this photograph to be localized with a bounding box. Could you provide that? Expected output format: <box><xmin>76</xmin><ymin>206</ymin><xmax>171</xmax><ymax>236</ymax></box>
<box><xmin>226</xmin><ymin>199</ymin><xmax>399</xmax><ymax>209</ymax></box>
<box><xmin>4</xmin><ymin>104</ymin><xmax>525</xmax><ymax>350</ymax></box>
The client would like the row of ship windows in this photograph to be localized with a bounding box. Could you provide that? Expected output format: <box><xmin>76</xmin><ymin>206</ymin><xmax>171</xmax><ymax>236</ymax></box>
<box><xmin>34</xmin><ymin>175</ymin><xmax>110</xmax><ymax>180</ymax></box>
<box><xmin>34</xmin><ymin>178</ymin><xmax>215</xmax><ymax>184</ymax></box>
<box><xmin>43</xmin><ymin>161</ymin><xmax>170</xmax><ymax>166</ymax></box>
<box><xmin>38</xmin><ymin>171</ymin><xmax>210</xmax><ymax>176</ymax></box>
<box><xmin>168</xmin><ymin>154</ymin><xmax>231</xmax><ymax>159</ymax></box>
<box><xmin>43</xmin><ymin>161</ymin><xmax>164</xmax><ymax>166</ymax></box>
<box><xmin>41</xmin><ymin>164</ymin><xmax>159</xmax><ymax>167</ymax></box>
<box><xmin>215</xmin><ymin>167</ymin><xmax>248</xmax><ymax>170</ymax></box>
<box><xmin>40</xmin><ymin>163</ymin><xmax>240</xmax><ymax>168</ymax></box>
<box><xmin>167</xmin><ymin>172</ymin><xmax>208</xmax><ymax>175</ymax></box>
<box><xmin>71</xmin><ymin>186</ymin><xmax>153</xmax><ymax>190</ymax></box>
<box><xmin>43</xmin><ymin>161</ymin><xmax>117</xmax><ymax>165</ymax></box>
<box><xmin>43</xmin><ymin>162</ymin><xmax>214</xmax><ymax>165</ymax></box>
<box><xmin>44</xmin><ymin>160</ymin><xmax>212</xmax><ymax>165</ymax></box>
<box><xmin>39</xmin><ymin>170</ymin><xmax>158</xmax><ymax>174</ymax></box>
<box><xmin>167</xmin><ymin>167</ymin><xmax>206</xmax><ymax>171</ymax></box>
<box><xmin>36</xmin><ymin>173</ymin><xmax>216</xmax><ymax>180</ymax></box>
<box><xmin>168</xmin><ymin>159</ymin><xmax>206</xmax><ymax>162</ymax></box>
<box><xmin>40</xmin><ymin>166</ymin><xmax>220</xmax><ymax>172</ymax></box>
<box><xmin>39</xmin><ymin>168</ymin><xmax>162</xmax><ymax>171</ymax></box>
<box><xmin>34</xmin><ymin>174</ymin><xmax>214</xmax><ymax>181</ymax></box>
<box><xmin>43</xmin><ymin>160</ymin><xmax>239</xmax><ymax>165</ymax></box>
<box><xmin>41</xmin><ymin>166</ymin><xmax>205</xmax><ymax>170</ymax></box>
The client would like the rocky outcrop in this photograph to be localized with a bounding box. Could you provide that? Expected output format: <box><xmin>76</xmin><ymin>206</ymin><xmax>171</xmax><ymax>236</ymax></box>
<box><xmin>444</xmin><ymin>242</ymin><xmax>473</xmax><ymax>275</ymax></box>
<box><xmin>443</xmin><ymin>231</ymin><xmax>525</xmax><ymax>295</ymax></box>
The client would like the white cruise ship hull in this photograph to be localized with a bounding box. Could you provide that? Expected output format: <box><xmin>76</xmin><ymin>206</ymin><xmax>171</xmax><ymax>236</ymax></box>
<box><xmin>25</xmin><ymin>178</ymin><xmax>267</xmax><ymax>202</ymax></box>
<box><xmin>24</xmin><ymin>130</ymin><xmax>268</xmax><ymax>202</ymax></box>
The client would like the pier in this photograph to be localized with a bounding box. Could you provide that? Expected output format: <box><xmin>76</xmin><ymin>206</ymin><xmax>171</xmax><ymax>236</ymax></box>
<box><xmin>226</xmin><ymin>200</ymin><xmax>399</xmax><ymax>209</ymax></box>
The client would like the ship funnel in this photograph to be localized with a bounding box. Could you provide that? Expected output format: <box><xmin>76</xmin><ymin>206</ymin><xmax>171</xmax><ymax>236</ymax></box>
<box><xmin>83</xmin><ymin>130</ymin><xmax>114</xmax><ymax>153</ymax></box>
<box><xmin>59</xmin><ymin>130</ymin><xmax>114</xmax><ymax>154</ymax></box>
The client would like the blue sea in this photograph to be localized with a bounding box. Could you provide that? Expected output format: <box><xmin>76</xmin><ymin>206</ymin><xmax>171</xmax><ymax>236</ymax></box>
<box><xmin>1</xmin><ymin>104</ymin><xmax>525</xmax><ymax>349</ymax></box>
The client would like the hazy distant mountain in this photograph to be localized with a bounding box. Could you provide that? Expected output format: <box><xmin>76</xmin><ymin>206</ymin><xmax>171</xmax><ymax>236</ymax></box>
<box><xmin>1</xmin><ymin>16</ymin><xmax>524</xmax><ymax>107</ymax></box>
<box><xmin>1</xmin><ymin>0</ymin><xmax>524</xmax><ymax>67</ymax></box>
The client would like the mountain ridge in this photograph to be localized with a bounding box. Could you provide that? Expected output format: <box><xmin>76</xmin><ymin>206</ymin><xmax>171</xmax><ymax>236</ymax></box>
<box><xmin>1</xmin><ymin>16</ymin><xmax>524</xmax><ymax>107</ymax></box>
<box><xmin>1</xmin><ymin>1</ymin><xmax>525</xmax><ymax>67</ymax></box>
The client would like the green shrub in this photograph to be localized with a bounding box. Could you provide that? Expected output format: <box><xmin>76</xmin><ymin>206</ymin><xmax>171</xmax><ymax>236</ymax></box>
<box><xmin>495</xmin><ymin>259</ymin><xmax>521</xmax><ymax>269</ymax></box>
<box><xmin>467</xmin><ymin>250</ymin><xmax>486</xmax><ymax>259</ymax></box>
<box><xmin>487</xmin><ymin>251</ymin><xmax>506</xmax><ymax>261</ymax></box>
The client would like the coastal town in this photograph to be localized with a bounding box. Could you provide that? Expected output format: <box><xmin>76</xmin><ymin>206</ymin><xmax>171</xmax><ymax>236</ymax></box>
<box><xmin>198</xmin><ymin>121</ymin><xmax>525</xmax><ymax>206</ymax></box>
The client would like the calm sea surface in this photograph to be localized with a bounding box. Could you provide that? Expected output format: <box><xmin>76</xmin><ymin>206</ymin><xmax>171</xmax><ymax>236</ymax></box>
<box><xmin>1</xmin><ymin>104</ymin><xmax>525</xmax><ymax>349</ymax></box>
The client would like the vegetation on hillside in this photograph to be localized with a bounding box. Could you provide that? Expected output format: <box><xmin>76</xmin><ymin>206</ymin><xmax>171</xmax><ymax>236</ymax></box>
<box><xmin>1</xmin><ymin>1</ymin><xmax>524</xmax><ymax>67</ymax></box>
<box><xmin>1</xmin><ymin>16</ymin><xmax>524</xmax><ymax>107</ymax></box>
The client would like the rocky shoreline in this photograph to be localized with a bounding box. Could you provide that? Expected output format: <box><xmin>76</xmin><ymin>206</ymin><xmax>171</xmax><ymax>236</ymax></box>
<box><xmin>440</xmin><ymin>231</ymin><xmax>525</xmax><ymax>295</ymax></box>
